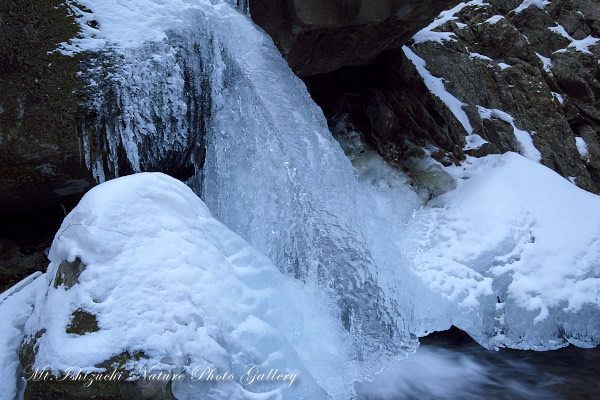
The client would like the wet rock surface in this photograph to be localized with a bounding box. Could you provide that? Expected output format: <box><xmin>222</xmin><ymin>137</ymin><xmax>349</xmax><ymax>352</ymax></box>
<box><xmin>249</xmin><ymin>0</ymin><xmax>462</xmax><ymax>76</ymax></box>
<box><xmin>0</xmin><ymin>0</ymin><xmax>96</xmax><ymax>214</ymax></box>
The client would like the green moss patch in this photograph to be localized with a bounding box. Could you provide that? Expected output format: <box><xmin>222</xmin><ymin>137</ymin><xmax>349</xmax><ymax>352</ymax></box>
<box><xmin>66</xmin><ymin>309</ymin><xmax>99</xmax><ymax>335</ymax></box>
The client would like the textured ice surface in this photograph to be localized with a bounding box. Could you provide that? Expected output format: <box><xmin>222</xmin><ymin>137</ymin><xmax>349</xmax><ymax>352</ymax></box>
<box><xmin>20</xmin><ymin>173</ymin><xmax>358</xmax><ymax>399</ymax></box>
<box><xmin>0</xmin><ymin>272</ymin><xmax>46</xmax><ymax>400</ymax></box>
<box><xmin>406</xmin><ymin>153</ymin><xmax>600</xmax><ymax>349</ymax></box>
<box><xmin>63</xmin><ymin>0</ymin><xmax>600</xmax><ymax>372</ymax></box>
<box><xmin>68</xmin><ymin>1</ymin><xmax>421</xmax><ymax>359</ymax></box>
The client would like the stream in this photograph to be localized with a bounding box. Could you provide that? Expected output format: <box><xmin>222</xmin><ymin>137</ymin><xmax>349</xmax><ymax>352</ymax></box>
<box><xmin>357</xmin><ymin>330</ymin><xmax>600</xmax><ymax>400</ymax></box>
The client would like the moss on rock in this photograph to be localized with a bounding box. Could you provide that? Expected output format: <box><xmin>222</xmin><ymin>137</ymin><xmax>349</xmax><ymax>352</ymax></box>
<box><xmin>23</xmin><ymin>351</ymin><xmax>177</xmax><ymax>400</ymax></box>
<box><xmin>66</xmin><ymin>309</ymin><xmax>99</xmax><ymax>335</ymax></box>
<box><xmin>0</xmin><ymin>0</ymin><xmax>95</xmax><ymax>213</ymax></box>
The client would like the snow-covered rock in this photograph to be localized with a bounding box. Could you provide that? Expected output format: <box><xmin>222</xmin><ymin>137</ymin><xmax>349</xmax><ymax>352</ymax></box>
<box><xmin>406</xmin><ymin>152</ymin><xmax>600</xmax><ymax>349</ymax></box>
<box><xmin>17</xmin><ymin>173</ymin><xmax>359</xmax><ymax>400</ymax></box>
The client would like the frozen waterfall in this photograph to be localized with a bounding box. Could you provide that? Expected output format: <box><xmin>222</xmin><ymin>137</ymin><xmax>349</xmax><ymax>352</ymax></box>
<box><xmin>70</xmin><ymin>0</ymin><xmax>425</xmax><ymax>365</ymax></box>
<box><xmin>65</xmin><ymin>0</ymin><xmax>599</xmax><ymax>373</ymax></box>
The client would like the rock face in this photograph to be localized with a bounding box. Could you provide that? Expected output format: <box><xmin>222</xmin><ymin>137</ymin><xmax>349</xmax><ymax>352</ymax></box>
<box><xmin>0</xmin><ymin>0</ymin><xmax>95</xmax><ymax>214</ymax></box>
<box><xmin>301</xmin><ymin>0</ymin><xmax>600</xmax><ymax>193</ymax></box>
<box><xmin>249</xmin><ymin>0</ymin><xmax>462</xmax><ymax>76</ymax></box>
<box><xmin>305</xmin><ymin>50</ymin><xmax>469</xmax><ymax>168</ymax></box>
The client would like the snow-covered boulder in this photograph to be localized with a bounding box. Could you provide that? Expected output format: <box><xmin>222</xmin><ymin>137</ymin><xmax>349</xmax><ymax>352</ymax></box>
<box><xmin>17</xmin><ymin>173</ymin><xmax>357</xmax><ymax>399</ymax></box>
<box><xmin>406</xmin><ymin>153</ymin><xmax>600</xmax><ymax>349</ymax></box>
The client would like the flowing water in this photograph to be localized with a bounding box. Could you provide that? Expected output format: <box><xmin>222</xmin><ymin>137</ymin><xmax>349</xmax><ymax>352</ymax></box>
<box><xmin>357</xmin><ymin>330</ymin><xmax>600</xmax><ymax>400</ymax></box>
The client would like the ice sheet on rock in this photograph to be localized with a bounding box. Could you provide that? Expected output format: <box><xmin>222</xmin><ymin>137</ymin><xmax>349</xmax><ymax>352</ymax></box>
<box><xmin>22</xmin><ymin>173</ymin><xmax>358</xmax><ymax>399</ymax></box>
<box><xmin>66</xmin><ymin>0</ymin><xmax>248</xmax><ymax>183</ymax></box>
<box><xmin>330</xmin><ymin>124</ymin><xmax>458</xmax><ymax>339</ymax></box>
<box><xmin>406</xmin><ymin>153</ymin><xmax>600</xmax><ymax>349</ymax></box>
<box><xmin>200</xmin><ymin>2</ymin><xmax>421</xmax><ymax>362</ymax></box>
<box><xmin>0</xmin><ymin>272</ymin><xmax>46</xmax><ymax>400</ymax></box>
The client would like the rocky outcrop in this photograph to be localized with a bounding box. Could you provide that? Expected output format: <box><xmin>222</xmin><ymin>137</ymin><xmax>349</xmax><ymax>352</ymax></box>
<box><xmin>302</xmin><ymin>0</ymin><xmax>600</xmax><ymax>193</ymax></box>
<box><xmin>249</xmin><ymin>0</ymin><xmax>462</xmax><ymax>76</ymax></box>
<box><xmin>0</xmin><ymin>0</ymin><xmax>95</xmax><ymax>214</ymax></box>
<box><xmin>304</xmin><ymin>50</ymin><xmax>468</xmax><ymax>168</ymax></box>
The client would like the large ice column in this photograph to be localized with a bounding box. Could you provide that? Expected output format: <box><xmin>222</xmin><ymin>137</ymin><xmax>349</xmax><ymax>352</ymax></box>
<box><xmin>200</xmin><ymin>6</ymin><xmax>418</xmax><ymax>359</ymax></box>
<box><xmin>69</xmin><ymin>0</ymin><xmax>418</xmax><ymax>368</ymax></box>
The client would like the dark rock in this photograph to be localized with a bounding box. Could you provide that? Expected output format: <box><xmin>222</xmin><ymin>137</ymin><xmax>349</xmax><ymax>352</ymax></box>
<box><xmin>19</xmin><ymin>329</ymin><xmax>46</xmax><ymax>370</ymax></box>
<box><xmin>0</xmin><ymin>199</ymin><xmax>76</xmax><ymax>293</ymax></box>
<box><xmin>0</xmin><ymin>239</ymin><xmax>47</xmax><ymax>293</ymax></box>
<box><xmin>306</xmin><ymin>49</ymin><xmax>467</xmax><ymax>168</ymax></box>
<box><xmin>54</xmin><ymin>258</ymin><xmax>86</xmax><ymax>289</ymax></box>
<box><xmin>0</xmin><ymin>0</ymin><xmax>96</xmax><ymax>214</ymax></box>
<box><xmin>66</xmin><ymin>309</ymin><xmax>99</xmax><ymax>335</ymax></box>
<box><xmin>303</xmin><ymin>0</ymin><xmax>600</xmax><ymax>194</ymax></box>
<box><xmin>249</xmin><ymin>0</ymin><xmax>463</xmax><ymax>76</ymax></box>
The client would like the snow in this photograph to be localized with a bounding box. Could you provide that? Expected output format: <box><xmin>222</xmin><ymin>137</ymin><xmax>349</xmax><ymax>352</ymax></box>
<box><xmin>575</xmin><ymin>137</ymin><xmax>589</xmax><ymax>159</ymax></box>
<box><xmin>536</xmin><ymin>52</ymin><xmax>552</xmax><ymax>73</ymax></box>
<box><xmin>407</xmin><ymin>153</ymin><xmax>600</xmax><ymax>349</ymax></box>
<box><xmin>21</xmin><ymin>173</ymin><xmax>358</xmax><ymax>399</ymax></box>
<box><xmin>470</xmin><ymin>52</ymin><xmax>493</xmax><ymax>62</ymax></box>
<box><xmin>404</xmin><ymin>46</ymin><xmax>473</xmax><ymax>134</ymax></box>
<box><xmin>477</xmin><ymin>106</ymin><xmax>542</xmax><ymax>162</ymax></box>
<box><xmin>61</xmin><ymin>0</ymin><xmax>246</xmax><ymax>53</ymax></box>
<box><xmin>0</xmin><ymin>273</ymin><xmax>46</xmax><ymax>400</ymax></box>
<box><xmin>412</xmin><ymin>0</ymin><xmax>488</xmax><ymax>44</ymax></box>
<box><xmin>485</xmin><ymin>15</ymin><xmax>504</xmax><ymax>24</ymax></box>
<box><xmin>548</xmin><ymin>25</ymin><xmax>600</xmax><ymax>55</ymax></box>
<box><xmin>552</xmin><ymin>92</ymin><xmax>564</xmax><ymax>104</ymax></box>
<box><xmin>513</xmin><ymin>0</ymin><xmax>550</xmax><ymax>13</ymax></box>
<box><xmin>464</xmin><ymin>134</ymin><xmax>489</xmax><ymax>150</ymax></box>
<box><xmin>498</xmin><ymin>62</ymin><xmax>512</xmax><ymax>70</ymax></box>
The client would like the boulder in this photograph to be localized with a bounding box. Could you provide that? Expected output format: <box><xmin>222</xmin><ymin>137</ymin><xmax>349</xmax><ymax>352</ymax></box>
<box><xmin>18</xmin><ymin>173</ymin><xmax>355</xmax><ymax>400</ymax></box>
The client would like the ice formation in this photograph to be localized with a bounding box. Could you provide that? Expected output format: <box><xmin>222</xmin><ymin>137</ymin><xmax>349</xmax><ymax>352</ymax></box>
<box><xmin>69</xmin><ymin>0</ymin><xmax>421</xmax><ymax>361</ymax></box>
<box><xmin>68</xmin><ymin>0</ymin><xmax>600</xmax><ymax>354</ymax></box>
<box><xmin>2</xmin><ymin>0</ymin><xmax>600</xmax><ymax>398</ymax></box>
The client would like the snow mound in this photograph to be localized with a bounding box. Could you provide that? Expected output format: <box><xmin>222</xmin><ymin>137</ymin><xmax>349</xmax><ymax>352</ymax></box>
<box><xmin>407</xmin><ymin>153</ymin><xmax>600</xmax><ymax>349</ymax></box>
<box><xmin>20</xmin><ymin>173</ymin><xmax>358</xmax><ymax>399</ymax></box>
